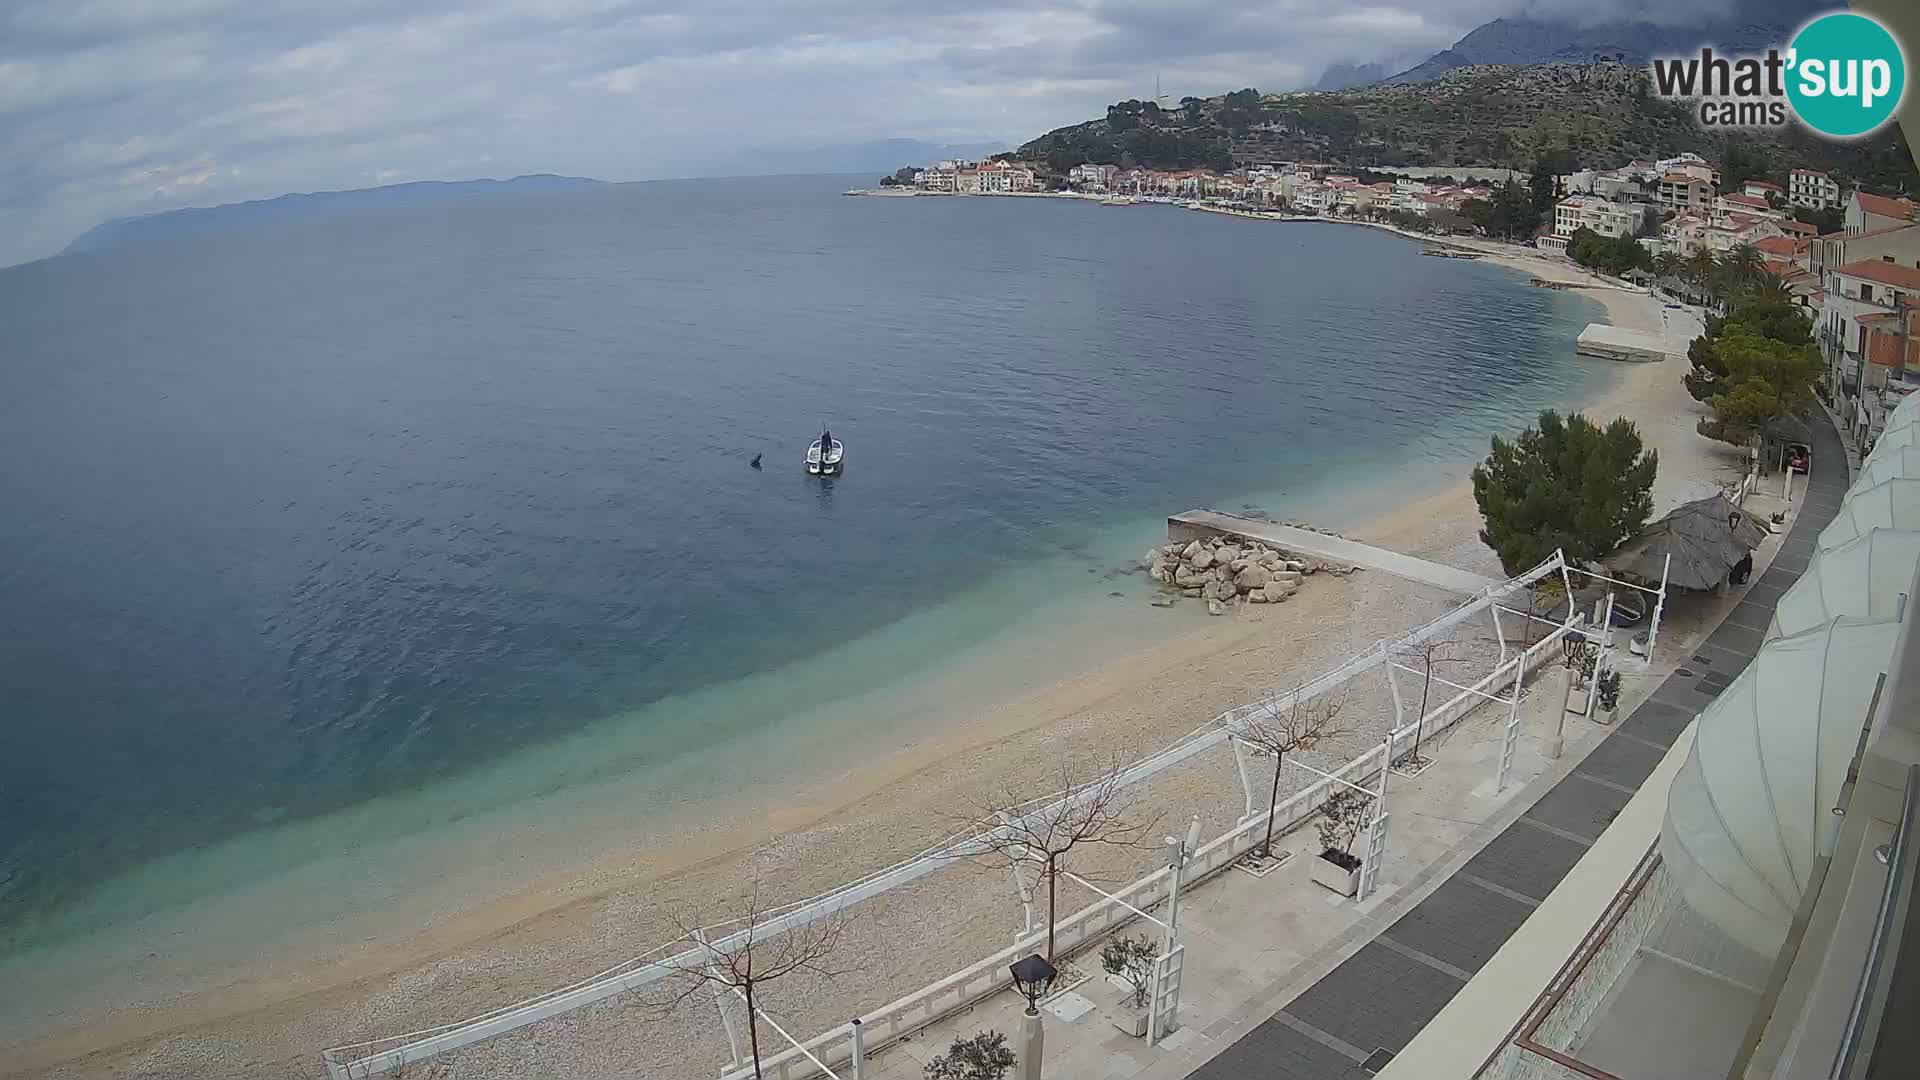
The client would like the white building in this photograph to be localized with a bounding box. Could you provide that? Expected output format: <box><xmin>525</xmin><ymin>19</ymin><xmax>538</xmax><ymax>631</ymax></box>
<box><xmin>1846</xmin><ymin>190</ymin><xmax>1918</xmax><ymax>235</ymax></box>
<box><xmin>1790</xmin><ymin>168</ymin><xmax>1841</xmax><ymax>210</ymax></box>
<box><xmin>1067</xmin><ymin>163</ymin><xmax>1117</xmax><ymax>191</ymax></box>
<box><xmin>1552</xmin><ymin>195</ymin><xmax>1649</xmax><ymax>241</ymax></box>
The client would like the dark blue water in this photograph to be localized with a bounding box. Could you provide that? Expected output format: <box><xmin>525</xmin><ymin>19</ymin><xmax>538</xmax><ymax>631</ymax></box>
<box><xmin>0</xmin><ymin>175</ymin><xmax>1604</xmax><ymax>944</ymax></box>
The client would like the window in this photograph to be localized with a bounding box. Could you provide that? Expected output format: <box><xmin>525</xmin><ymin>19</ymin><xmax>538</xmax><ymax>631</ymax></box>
<box><xmin>1863</xmin><ymin>284</ymin><xmax>1875</xmax><ymax>302</ymax></box>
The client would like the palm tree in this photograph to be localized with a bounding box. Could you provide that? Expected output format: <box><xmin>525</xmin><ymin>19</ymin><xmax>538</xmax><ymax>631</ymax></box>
<box><xmin>1753</xmin><ymin>271</ymin><xmax>1794</xmax><ymax>304</ymax></box>
<box><xmin>1720</xmin><ymin>242</ymin><xmax>1765</xmax><ymax>298</ymax></box>
<box><xmin>1685</xmin><ymin>246</ymin><xmax>1719</xmax><ymax>305</ymax></box>
<box><xmin>1652</xmin><ymin>251</ymin><xmax>1682</xmax><ymax>296</ymax></box>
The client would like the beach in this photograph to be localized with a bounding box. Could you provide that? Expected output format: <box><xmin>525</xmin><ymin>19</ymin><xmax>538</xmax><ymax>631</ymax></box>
<box><xmin>6</xmin><ymin>222</ymin><xmax>1730</xmax><ymax>1080</ymax></box>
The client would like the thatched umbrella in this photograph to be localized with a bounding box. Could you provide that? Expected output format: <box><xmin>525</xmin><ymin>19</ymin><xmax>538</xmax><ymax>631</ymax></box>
<box><xmin>1607</xmin><ymin>494</ymin><xmax>1771</xmax><ymax>591</ymax></box>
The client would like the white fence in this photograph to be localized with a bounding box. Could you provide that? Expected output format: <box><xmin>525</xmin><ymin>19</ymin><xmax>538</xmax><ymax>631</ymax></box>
<box><xmin>324</xmin><ymin>553</ymin><xmax>1575</xmax><ymax>1079</ymax></box>
<box><xmin>719</xmin><ymin>603</ymin><xmax>1578</xmax><ymax>1079</ymax></box>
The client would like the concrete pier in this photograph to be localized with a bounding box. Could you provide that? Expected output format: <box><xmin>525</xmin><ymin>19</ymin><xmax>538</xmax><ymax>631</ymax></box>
<box><xmin>1168</xmin><ymin>509</ymin><xmax>1501</xmax><ymax>595</ymax></box>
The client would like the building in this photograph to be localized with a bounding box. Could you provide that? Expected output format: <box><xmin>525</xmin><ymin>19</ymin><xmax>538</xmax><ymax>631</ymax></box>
<box><xmin>1790</xmin><ymin>167</ymin><xmax>1841</xmax><ymax>209</ymax></box>
<box><xmin>1741</xmin><ymin>179</ymin><xmax>1784</xmax><ymax>202</ymax></box>
<box><xmin>1656</xmin><ymin>152</ymin><xmax>1718</xmax><ymax>184</ymax></box>
<box><xmin>1822</xmin><ymin>254</ymin><xmax>1920</xmax><ymax>432</ymax></box>
<box><xmin>1862</xmin><ymin>302</ymin><xmax>1920</xmax><ymax>377</ymax></box>
<box><xmin>1066</xmin><ymin>163</ymin><xmax>1117</xmax><ymax>191</ymax></box>
<box><xmin>1847</xmin><ymin>190</ymin><xmax>1918</xmax><ymax>235</ymax></box>
<box><xmin>1551</xmin><ymin>194</ymin><xmax>1649</xmax><ymax>241</ymax></box>
<box><xmin>1713</xmin><ymin>192</ymin><xmax>1787</xmax><ymax>223</ymax></box>
<box><xmin>1657</xmin><ymin>172</ymin><xmax>1715</xmax><ymax>211</ymax></box>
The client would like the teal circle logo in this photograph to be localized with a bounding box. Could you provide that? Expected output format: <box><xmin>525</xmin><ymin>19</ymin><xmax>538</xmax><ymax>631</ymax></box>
<box><xmin>1786</xmin><ymin>12</ymin><xmax>1906</xmax><ymax>138</ymax></box>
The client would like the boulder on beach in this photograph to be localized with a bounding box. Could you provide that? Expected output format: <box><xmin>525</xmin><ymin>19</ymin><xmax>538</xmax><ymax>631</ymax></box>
<box><xmin>1182</xmin><ymin>540</ymin><xmax>1204</xmax><ymax>560</ymax></box>
<box><xmin>1248</xmin><ymin>589</ymin><xmax>1269</xmax><ymax>603</ymax></box>
<box><xmin>1149</xmin><ymin>565</ymin><xmax>1170</xmax><ymax>583</ymax></box>
<box><xmin>1260</xmin><ymin>585</ymin><xmax>1289</xmax><ymax>603</ymax></box>
<box><xmin>1216</xmin><ymin>545</ymin><xmax>1241</xmax><ymax>564</ymax></box>
<box><xmin>1235</xmin><ymin>565</ymin><xmax>1272</xmax><ymax>590</ymax></box>
<box><xmin>1182</xmin><ymin>587</ymin><xmax>1203</xmax><ymax>598</ymax></box>
<box><xmin>1207</xmin><ymin>598</ymin><xmax>1228</xmax><ymax>616</ymax></box>
<box><xmin>1190</xmin><ymin>547</ymin><xmax>1215</xmax><ymax>570</ymax></box>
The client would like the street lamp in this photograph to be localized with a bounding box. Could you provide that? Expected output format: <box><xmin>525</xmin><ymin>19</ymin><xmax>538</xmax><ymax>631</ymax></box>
<box><xmin>1009</xmin><ymin>953</ymin><xmax>1058</xmax><ymax>1080</ymax></box>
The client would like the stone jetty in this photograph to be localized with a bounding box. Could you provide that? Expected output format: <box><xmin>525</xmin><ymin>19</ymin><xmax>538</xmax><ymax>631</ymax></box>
<box><xmin>1142</xmin><ymin>536</ymin><xmax>1321</xmax><ymax>615</ymax></box>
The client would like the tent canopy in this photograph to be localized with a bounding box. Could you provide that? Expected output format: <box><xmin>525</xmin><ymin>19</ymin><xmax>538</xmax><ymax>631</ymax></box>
<box><xmin>1820</xmin><ymin>478</ymin><xmax>1920</xmax><ymax>548</ymax></box>
<box><xmin>1768</xmin><ymin>528</ymin><xmax>1920</xmax><ymax>639</ymax></box>
<box><xmin>1661</xmin><ymin>616</ymin><xmax>1900</xmax><ymax>954</ymax></box>
<box><xmin>1855</xmin><ymin>445</ymin><xmax>1920</xmax><ymax>490</ymax></box>
<box><xmin>1608</xmin><ymin>494</ymin><xmax>1770</xmax><ymax>591</ymax></box>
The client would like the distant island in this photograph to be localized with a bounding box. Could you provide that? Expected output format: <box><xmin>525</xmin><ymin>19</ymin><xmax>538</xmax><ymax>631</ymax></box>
<box><xmin>63</xmin><ymin>174</ymin><xmax>606</xmax><ymax>256</ymax></box>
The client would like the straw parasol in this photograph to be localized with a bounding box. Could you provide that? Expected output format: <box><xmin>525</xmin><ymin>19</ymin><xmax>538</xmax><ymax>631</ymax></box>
<box><xmin>1607</xmin><ymin>494</ymin><xmax>1771</xmax><ymax>591</ymax></box>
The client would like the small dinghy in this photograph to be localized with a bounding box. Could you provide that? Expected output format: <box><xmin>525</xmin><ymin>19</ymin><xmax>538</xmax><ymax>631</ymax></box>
<box><xmin>806</xmin><ymin>435</ymin><xmax>844</xmax><ymax>476</ymax></box>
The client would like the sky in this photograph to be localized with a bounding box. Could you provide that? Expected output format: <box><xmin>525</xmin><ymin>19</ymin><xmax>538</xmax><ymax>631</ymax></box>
<box><xmin>0</xmin><ymin>0</ymin><xmax>1748</xmax><ymax>267</ymax></box>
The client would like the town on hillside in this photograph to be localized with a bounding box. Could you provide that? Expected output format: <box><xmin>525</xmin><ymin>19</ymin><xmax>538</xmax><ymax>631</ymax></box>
<box><xmin>872</xmin><ymin>147</ymin><xmax>1920</xmax><ymax>466</ymax></box>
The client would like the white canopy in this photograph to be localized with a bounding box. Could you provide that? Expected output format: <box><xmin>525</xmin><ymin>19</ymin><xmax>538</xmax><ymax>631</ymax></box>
<box><xmin>1854</xmin><ymin>445</ymin><xmax>1920</xmax><ymax>490</ymax></box>
<box><xmin>1869</xmin><ymin>423</ymin><xmax>1920</xmax><ymax>459</ymax></box>
<box><xmin>1885</xmin><ymin>390</ymin><xmax>1920</xmax><ymax>428</ymax></box>
<box><xmin>1819</xmin><ymin>478</ymin><xmax>1920</xmax><ymax>548</ymax></box>
<box><xmin>1768</xmin><ymin>529</ymin><xmax>1920</xmax><ymax>639</ymax></box>
<box><xmin>1661</xmin><ymin>616</ymin><xmax>1900</xmax><ymax>954</ymax></box>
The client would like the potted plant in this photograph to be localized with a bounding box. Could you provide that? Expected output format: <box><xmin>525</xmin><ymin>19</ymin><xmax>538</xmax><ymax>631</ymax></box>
<box><xmin>1100</xmin><ymin>935</ymin><xmax>1160</xmax><ymax>1037</ymax></box>
<box><xmin>926</xmin><ymin>1030</ymin><xmax>1016</xmax><ymax>1080</ymax></box>
<box><xmin>1309</xmin><ymin>788</ymin><xmax>1371</xmax><ymax>897</ymax></box>
<box><xmin>1596</xmin><ymin>668</ymin><xmax>1622</xmax><ymax>725</ymax></box>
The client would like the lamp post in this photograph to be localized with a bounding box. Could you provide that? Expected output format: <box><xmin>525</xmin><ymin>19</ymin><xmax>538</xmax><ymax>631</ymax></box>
<box><xmin>1009</xmin><ymin>953</ymin><xmax>1058</xmax><ymax>1080</ymax></box>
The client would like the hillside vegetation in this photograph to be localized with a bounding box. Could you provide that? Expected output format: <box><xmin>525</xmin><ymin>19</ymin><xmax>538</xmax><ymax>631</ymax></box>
<box><xmin>1015</xmin><ymin>64</ymin><xmax>1917</xmax><ymax>192</ymax></box>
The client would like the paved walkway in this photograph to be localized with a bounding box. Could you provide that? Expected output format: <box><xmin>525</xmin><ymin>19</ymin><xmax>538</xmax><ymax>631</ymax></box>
<box><xmin>1181</xmin><ymin>417</ymin><xmax>1851</xmax><ymax>1079</ymax></box>
<box><xmin>1168</xmin><ymin>511</ymin><xmax>1502</xmax><ymax>595</ymax></box>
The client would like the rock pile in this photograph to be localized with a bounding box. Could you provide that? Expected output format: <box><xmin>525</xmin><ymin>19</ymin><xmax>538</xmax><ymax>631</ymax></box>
<box><xmin>1143</xmin><ymin>537</ymin><xmax>1316</xmax><ymax>615</ymax></box>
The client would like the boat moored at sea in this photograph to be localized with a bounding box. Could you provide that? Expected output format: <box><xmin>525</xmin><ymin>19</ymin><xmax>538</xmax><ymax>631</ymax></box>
<box><xmin>806</xmin><ymin>437</ymin><xmax>844</xmax><ymax>476</ymax></box>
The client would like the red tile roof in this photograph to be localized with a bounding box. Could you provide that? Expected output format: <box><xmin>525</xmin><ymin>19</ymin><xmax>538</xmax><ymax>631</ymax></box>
<box><xmin>1745</xmin><ymin>181</ymin><xmax>1784</xmax><ymax>191</ymax></box>
<box><xmin>1835</xmin><ymin>260</ymin><xmax>1920</xmax><ymax>290</ymax></box>
<box><xmin>1753</xmin><ymin>236</ymin><xmax>1803</xmax><ymax>257</ymax></box>
<box><xmin>1857</xmin><ymin>192</ymin><xmax>1917</xmax><ymax>220</ymax></box>
<box><xmin>1781</xmin><ymin>220</ymin><xmax>1818</xmax><ymax>236</ymax></box>
<box><xmin>1721</xmin><ymin>193</ymin><xmax>1772</xmax><ymax>210</ymax></box>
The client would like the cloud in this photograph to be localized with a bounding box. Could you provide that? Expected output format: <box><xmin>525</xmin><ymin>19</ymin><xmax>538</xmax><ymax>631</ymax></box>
<box><xmin>0</xmin><ymin>0</ymin><xmax>1786</xmax><ymax>266</ymax></box>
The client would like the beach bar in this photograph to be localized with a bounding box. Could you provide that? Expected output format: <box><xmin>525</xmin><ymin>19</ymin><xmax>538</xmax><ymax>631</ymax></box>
<box><xmin>1575</xmin><ymin>323</ymin><xmax>1685</xmax><ymax>363</ymax></box>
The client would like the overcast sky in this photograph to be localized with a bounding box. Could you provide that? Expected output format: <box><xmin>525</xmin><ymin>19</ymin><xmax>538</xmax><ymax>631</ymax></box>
<box><xmin>0</xmin><ymin>0</ymin><xmax>1747</xmax><ymax>267</ymax></box>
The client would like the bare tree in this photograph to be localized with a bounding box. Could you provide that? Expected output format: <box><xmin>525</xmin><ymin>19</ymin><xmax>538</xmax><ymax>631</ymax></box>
<box><xmin>649</xmin><ymin>890</ymin><xmax>856</xmax><ymax>1080</ymax></box>
<box><xmin>1236</xmin><ymin>688</ymin><xmax>1353</xmax><ymax>861</ymax></box>
<box><xmin>1399</xmin><ymin>634</ymin><xmax>1468</xmax><ymax>766</ymax></box>
<box><xmin>955</xmin><ymin>757</ymin><xmax>1159</xmax><ymax>963</ymax></box>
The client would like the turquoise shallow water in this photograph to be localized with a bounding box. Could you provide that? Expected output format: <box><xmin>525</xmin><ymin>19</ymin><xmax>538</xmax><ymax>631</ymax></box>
<box><xmin>0</xmin><ymin>176</ymin><xmax>1606</xmax><ymax>953</ymax></box>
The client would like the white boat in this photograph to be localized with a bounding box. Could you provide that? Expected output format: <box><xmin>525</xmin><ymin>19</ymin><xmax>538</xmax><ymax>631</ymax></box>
<box><xmin>806</xmin><ymin>438</ymin><xmax>844</xmax><ymax>476</ymax></box>
<box><xmin>1099</xmin><ymin>195</ymin><xmax>1136</xmax><ymax>206</ymax></box>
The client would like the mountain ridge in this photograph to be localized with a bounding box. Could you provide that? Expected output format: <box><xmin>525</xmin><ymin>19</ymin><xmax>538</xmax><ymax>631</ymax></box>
<box><xmin>63</xmin><ymin>174</ymin><xmax>606</xmax><ymax>256</ymax></box>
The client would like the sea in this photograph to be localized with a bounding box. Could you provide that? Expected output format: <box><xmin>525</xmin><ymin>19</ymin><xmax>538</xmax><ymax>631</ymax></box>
<box><xmin>0</xmin><ymin>175</ymin><xmax>1608</xmax><ymax>986</ymax></box>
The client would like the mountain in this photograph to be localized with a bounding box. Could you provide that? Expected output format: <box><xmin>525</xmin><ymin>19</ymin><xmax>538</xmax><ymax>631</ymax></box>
<box><xmin>1384</xmin><ymin>3</ymin><xmax>1825</xmax><ymax>85</ymax></box>
<box><xmin>63</xmin><ymin>174</ymin><xmax>605</xmax><ymax>256</ymax></box>
<box><xmin>1014</xmin><ymin>64</ymin><xmax>1919</xmax><ymax>194</ymax></box>
<box><xmin>1313</xmin><ymin>63</ymin><xmax>1391</xmax><ymax>92</ymax></box>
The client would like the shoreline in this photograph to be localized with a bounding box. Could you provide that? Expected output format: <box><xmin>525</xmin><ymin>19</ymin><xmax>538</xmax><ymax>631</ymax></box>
<box><xmin>2</xmin><ymin>213</ymin><xmax>1713</xmax><ymax>1079</ymax></box>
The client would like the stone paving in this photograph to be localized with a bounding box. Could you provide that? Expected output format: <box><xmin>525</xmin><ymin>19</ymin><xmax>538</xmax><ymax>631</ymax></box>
<box><xmin>1176</xmin><ymin>415</ymin><xmax>1850</xmax><ymax>1080</ymax></box>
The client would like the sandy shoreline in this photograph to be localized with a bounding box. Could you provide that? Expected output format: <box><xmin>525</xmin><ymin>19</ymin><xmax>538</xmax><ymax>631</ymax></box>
<box><xmin>6</xmin><ymin>225</ymin><xmax>1728</xmax><ymax>1080</ymax></box>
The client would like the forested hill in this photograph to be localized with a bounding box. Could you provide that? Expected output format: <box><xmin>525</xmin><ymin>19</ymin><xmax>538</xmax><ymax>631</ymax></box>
<box><xmin>1014</xmin><ymin>65</ymin><xmax>1918</xmax><ymax>194</ymax></box>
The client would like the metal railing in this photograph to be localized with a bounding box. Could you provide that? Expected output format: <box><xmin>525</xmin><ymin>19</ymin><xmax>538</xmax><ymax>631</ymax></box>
<box><xmin>1832</xmin><ymin>764</ymin><xmax>1920</xmax><ymax>1079</ymax></box>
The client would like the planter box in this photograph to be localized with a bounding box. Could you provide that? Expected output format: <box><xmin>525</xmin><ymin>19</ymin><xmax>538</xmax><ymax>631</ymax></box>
<box><xmin>1108</xmin><ymin>1005</ymin><xmax>1149</xmax><ymax>1037</ymax></box>
<box><xmin>1309</xmin><ymin>851</ymin><xmax>1361</xmax><ymax>897</ymax></box>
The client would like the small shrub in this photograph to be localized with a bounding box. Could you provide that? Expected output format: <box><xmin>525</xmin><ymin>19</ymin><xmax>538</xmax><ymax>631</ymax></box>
<box><xmin>1316</xmin><ymin>788</ymin><xmax>1372</xmax><ymax>869</ymax></box>
<box><xmin>926</xmin><ymin>1030</ymin><xmax>1017</xmax><ymax>1080</ymax></box>
<box><xmin>1099</xmin><ymin>934</ymin><xmax>1160</xmax><ymax>1009</ymax></box>
<box><xmin>1597</xmin><ymin>668</ymin><xmax>1622</xmax><ymax>711</ymax></box>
